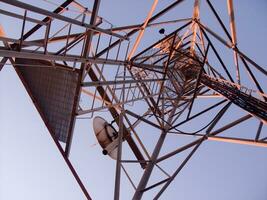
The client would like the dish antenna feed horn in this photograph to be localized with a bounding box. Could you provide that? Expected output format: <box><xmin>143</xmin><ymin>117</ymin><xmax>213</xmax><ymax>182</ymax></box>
<box><xmin>93</xmin><ymin>116</ymin><xmax>121</xmax><ymax>160</ymax></box>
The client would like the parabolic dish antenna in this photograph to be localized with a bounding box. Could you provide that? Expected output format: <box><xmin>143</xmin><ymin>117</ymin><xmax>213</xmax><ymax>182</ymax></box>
<box><xmin>93</xmin><ymin>116</ymin><xmax>119</xmax><ymax>160</ymax></box>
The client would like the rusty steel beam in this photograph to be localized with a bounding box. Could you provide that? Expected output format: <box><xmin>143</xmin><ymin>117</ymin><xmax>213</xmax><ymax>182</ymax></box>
<box><xmin>65</xmin><ymin>0</ymin><xmax>101</xmax><ymax>156</ymax></box>
<box><xmin>87</xmin><ymin>66</ymin><xmax>146</xmax><ymax>168</ymax></box>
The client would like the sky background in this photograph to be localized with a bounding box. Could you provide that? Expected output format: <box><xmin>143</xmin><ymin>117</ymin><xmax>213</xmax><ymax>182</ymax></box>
<box><xmin>0</xmin><ymin>0</ymin><xmax>267</xmax><ymax>200</ymax></box>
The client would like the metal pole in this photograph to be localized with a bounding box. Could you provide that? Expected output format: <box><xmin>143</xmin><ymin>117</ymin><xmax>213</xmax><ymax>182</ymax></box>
<box><xmin>114</xmin><ymin>61</ymin><xmax>127</xmax><ymax>199</ymax></box>
<box><xmin>127</xmin><ymin>0</ymin><xmax>158</xmax><ymax>60</ymax></box>
<box><xmin>0</xmin><ymin>48</ymin><xmax>163</xmax><ymax>69</ymax></box>
<box><xmin>227</xmin><ymin>0</ymin><xmax>240</xmax><ymax>84</ymax></box>
<box><xmin>114</xmin><ymin>113</ymin><xmax>123</xmax><ymax>200</ymax></box>
<box><xmin>82</xmin><ymin>78</ymin><xmax>165</xmax><ymax>87</ymax></box>
<box><xmin>154</xmin><ymin>135</ymin><xmax>205</xmax><ymax>199</ymax></box>
<box><xmin>133</xmin><ymin>100</ymin><xmax>179</xmax><ymax>199</ymax></box>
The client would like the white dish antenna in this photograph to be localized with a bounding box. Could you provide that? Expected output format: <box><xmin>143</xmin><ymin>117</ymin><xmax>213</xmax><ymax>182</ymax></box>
<box><xmin>93</xmin><ymin>116</ymin><xmax>119</xmax><ymax>160</ymax></box>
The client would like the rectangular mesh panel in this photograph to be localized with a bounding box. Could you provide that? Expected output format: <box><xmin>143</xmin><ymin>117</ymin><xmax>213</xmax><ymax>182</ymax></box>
<box><xmin>15</xmin><ymin>58</ymin><xmax>80</xmax><ymax>143</ymax></box>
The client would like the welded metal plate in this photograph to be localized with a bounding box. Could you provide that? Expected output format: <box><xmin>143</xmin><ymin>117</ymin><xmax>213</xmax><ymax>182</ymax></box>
<box><xmin>15</xmin><ymin>58</ymin><xmax>80</xmax><ymax>143</ymax></box>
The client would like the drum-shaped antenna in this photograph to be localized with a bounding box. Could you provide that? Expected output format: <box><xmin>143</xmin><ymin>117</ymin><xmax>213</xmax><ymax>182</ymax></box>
<box><xmin>93</xmin><ymin>116</ymin><xmax>119</xmax><ymax>160</ymax></box>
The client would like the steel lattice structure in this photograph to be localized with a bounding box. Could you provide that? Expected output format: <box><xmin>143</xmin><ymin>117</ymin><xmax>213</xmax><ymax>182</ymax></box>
<box><xmin>0</xmin><ymin>0</ymin><xmax>266</xmax><ymax>199</ymax></box>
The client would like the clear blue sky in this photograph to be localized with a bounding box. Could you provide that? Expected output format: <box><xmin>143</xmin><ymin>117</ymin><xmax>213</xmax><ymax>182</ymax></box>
<box><xmin>0</xmin><ymin>0</ymin><xmax>266</xmax><ymax>199</ymax></box>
